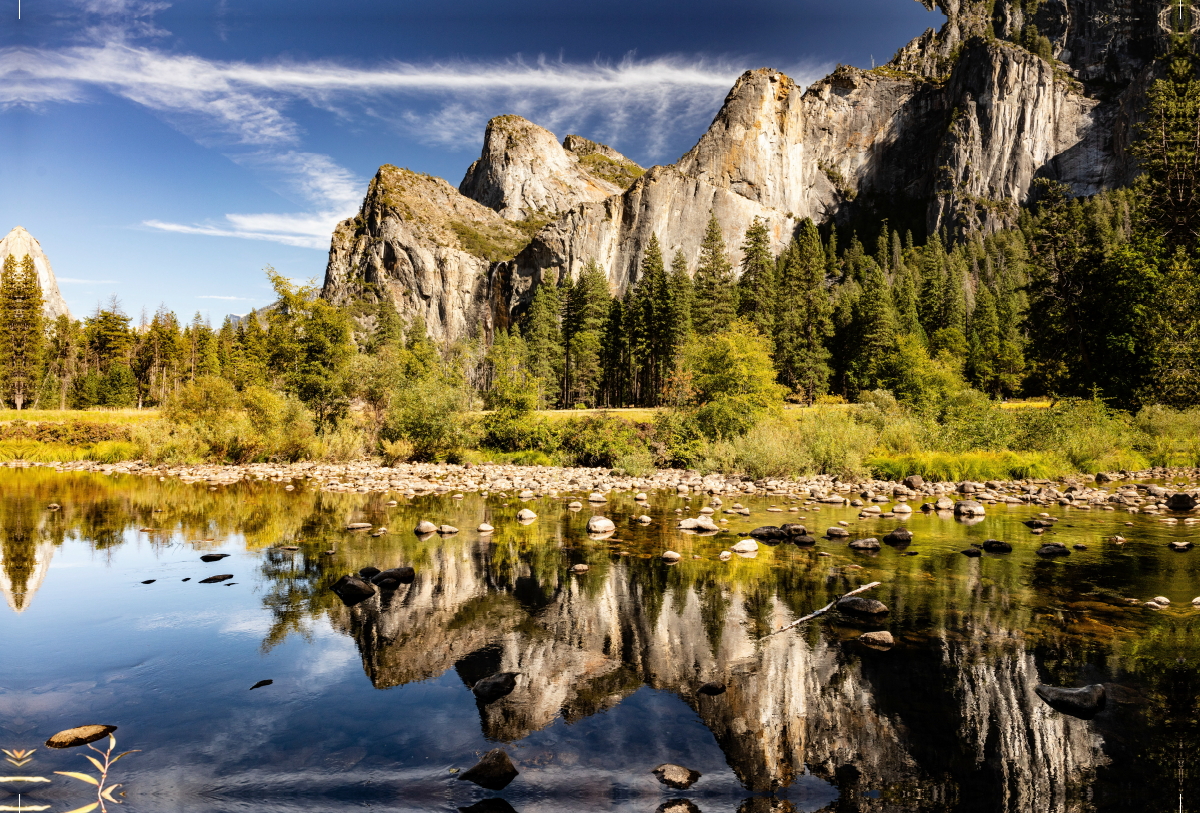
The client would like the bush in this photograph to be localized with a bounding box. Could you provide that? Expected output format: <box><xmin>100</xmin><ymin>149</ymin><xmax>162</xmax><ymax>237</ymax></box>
<box><xmin>381</xmin><ymin>376</ymin><xmax>469</xmax><ymax>461</ymax></box>
<box><xmin>558</xmin><ymin>415</ymin><xmax>650</xmax><ymax>468</ymax></box>
<box><xmin>380</xmin><ymin>438</ymin><xmax>414</xmax><ymax>465</ymax></box>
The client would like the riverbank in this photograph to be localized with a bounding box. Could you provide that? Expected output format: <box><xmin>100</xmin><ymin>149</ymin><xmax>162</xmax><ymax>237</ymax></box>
<box><xmin>7</xmin><ymin>458</ymin><xmax>1198</xmax><ymax>512</ymax></box>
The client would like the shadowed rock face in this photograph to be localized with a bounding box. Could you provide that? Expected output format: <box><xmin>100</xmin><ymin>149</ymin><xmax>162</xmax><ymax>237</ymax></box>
<box><xmin>330</xmin><ymin>538</ymin><xmax>1109</xmax><ymax>807</ymax></box>
<box><xmin>323</xmin><ymin>0</ymin><xmax>1169</xmax><ymax>339</ymax></box>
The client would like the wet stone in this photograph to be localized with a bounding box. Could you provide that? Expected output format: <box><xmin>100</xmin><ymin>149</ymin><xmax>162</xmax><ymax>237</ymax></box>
<box><xmin>458</xmin><ymin>748</ymin><xmax>519</xmax><ymax>790</ymax></box>
<box><xmin>652</xmin><ymin>763</ymin><xmax>701</xmax><ymax>789</ymax></box>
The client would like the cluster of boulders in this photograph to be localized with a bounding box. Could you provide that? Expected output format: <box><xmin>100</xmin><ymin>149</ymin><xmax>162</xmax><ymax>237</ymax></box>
<box><xmin>9</xmin><ymin>459</ymin><xmax>1197</xmax><ymax>512</ymax></box>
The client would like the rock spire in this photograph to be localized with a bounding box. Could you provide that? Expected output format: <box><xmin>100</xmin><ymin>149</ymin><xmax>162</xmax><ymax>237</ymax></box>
<box><xmin>0</xmin><ymin>226</ymin><xmax>72</xmax><ymax>321</ymax></box>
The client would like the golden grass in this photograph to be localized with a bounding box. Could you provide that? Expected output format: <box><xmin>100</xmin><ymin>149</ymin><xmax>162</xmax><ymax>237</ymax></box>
<box><xmin>0</xmin><ymin>408</ymin><xmax>160</xmax><ymax>425</ymax></box>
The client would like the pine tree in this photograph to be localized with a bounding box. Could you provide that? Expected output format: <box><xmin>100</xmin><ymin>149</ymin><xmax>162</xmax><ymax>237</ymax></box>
<box><xmin>966</xmin><ymin>284</ymin><xmax>1000</xmax><ymax>393</ymax></box>
<box><xmin>667</xmin><ymin>249</ymin><xmax>693</xmax><ymax>359</ymax></box>
<box><xmin>849</xmin><ymin>258</ymin><xmax>896</xmax><ymax>393</ymax></box>
<box><xmin>0</xmin><ymin>254</ymin><xmax>45</xmax><ymax>410</ymax></box>
<box><xmin>562</xmin><ymin>259</ymin><xmax>611</xmax><ymax>407</ymax></box>
<box><xmin>775</xmin><ymin>220</ymin><xmax>832</xmax><ymax>401</ymax></box>
<box><xmin>599</xmin><ymin>297</ymin><xmax>628</xmax><ymax>406</ymax></box>
<box><xmin>736</xmin><ymin>217</ymin><xmax>775</xmax><ymax>337</ymax></box>
<box><xmin>523</xmin><ymin>281</ymin><xmax>563</xmax><ymax>408</ymax></box>
<box><xmin>692</xmin><ymin>212</ymin><xmax>737</xmax><ymax>335</ymax></box>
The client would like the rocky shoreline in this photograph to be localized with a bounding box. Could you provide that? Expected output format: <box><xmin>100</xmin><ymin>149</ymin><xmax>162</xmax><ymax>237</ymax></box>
<box><xmin>6</xmin><ymin>459</ymin><xmax>1199</xmax><ymax>512</ymax></box>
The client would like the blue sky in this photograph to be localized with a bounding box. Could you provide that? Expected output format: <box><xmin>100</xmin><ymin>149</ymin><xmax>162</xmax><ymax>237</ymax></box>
<box><xmin>1</xmin><ymin>0</ymin><xmax>941</xmax><ymax>322</ymax></box>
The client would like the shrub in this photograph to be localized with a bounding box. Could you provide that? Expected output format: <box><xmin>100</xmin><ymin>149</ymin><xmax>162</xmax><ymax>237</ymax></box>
<box><xmin>558</xmin><ymin>415</ymin><xmax>650</xmax><ymax>468</ymax></box>
<box><xmin>381</xmin><ymin>376</ymin><xmax>469</xmax><ymax>461</ymax></box>
<box><xmin>380</xmin><ymin>437</ymin><xmax>414</xmax><ymax>465</ymax></box>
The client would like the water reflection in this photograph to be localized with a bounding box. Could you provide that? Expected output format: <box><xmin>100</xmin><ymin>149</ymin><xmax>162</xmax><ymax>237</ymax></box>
<box><xmin>0</xmin><ymin>467</ymin><xmax>1198</xmax><ymax>811</ymax></box>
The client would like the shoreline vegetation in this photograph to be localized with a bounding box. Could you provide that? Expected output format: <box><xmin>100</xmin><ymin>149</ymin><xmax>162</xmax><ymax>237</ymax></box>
<box><xmin>1</xmin><ymin>397</ymin><xmax>1198</xmax><ymax>483</ymax></box>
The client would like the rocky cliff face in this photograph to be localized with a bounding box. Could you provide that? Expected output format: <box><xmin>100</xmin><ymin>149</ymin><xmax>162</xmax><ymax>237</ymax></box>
<box><xmin>0</xmin><ymin>226</ymin><xmax>72</xmax><ymax>321</ymax></box>
<box><xmin>323</xmin><ymin>0</ymin><xmax>1169</xmax><ymax>339</ymax></box>
<box><xmin>459</xmin><ymin>115</ymin><xmax>643</xmax><ymax>221</ymax></box>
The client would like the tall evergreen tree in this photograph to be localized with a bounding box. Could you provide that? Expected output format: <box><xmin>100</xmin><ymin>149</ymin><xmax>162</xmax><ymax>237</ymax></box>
<box><xmin>599</xmin><ymin>297</ymin><xmax>629</xmax><ymax>406</ymax></box>
<box><xmin>0</xmin><ymin>254</ymin><xmax>45</xmax><ymax>409</ymax></box>
<box><xmin>692</xmin><ymin>212</ymin><xmax>737</xmax><ymax>335</ymax></box>
<box><xmin>562</xmin><ymin>259</ymin><xmax>611</xmax><ymax>407</ymax></box>
<box><xmin>736</xmin><ymin>217</ymin><xmax>775</xmax><ymax>337</ymax></box>
<box><xmin>667</xmin><ymin>250</ymin><xmax>693</xmax><ymax>360</ymax></box>
<box><xmin>775</xmin><ymin>220</ymin><xmax>832</xmax><ymax>402</ymax></box>
<box><xmin>522</xmin><ymin>281</ymin><xmax>563</xmax><ymax>408</ymax></box>
<box><xmin>848</xmin><ymin>259</ymin><xmax>896</xmax><ymax>394</ymax></box>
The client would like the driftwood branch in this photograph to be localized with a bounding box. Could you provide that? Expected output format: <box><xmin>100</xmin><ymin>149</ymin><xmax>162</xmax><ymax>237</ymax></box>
<box><xmin>771</xmin><ymin>581</ymin><xmax>882</xmax><ymax>635</ymax></box>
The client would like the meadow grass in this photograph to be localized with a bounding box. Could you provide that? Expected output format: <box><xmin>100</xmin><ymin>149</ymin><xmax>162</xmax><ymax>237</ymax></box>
<box><xmin>0</xmin><ymin>439</ymin><xmax>138</xmax><ymax>463</ymax></box>
<box><xmin>0</xmin><ymin>408</ymin><xmax>159</xmax><ymax>425</ymax></box>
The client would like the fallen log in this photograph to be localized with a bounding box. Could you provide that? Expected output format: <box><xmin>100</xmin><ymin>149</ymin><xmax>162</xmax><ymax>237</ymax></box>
<box><xmin>771</xmin><ymin>581</ymin><xmax>882</xmax><ymax>635</ymax></box>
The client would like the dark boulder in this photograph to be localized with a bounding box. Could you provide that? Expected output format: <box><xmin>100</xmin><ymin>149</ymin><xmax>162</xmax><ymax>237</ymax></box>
<box><xmin>826</xmin><ymin>527</ymin><xmax>850</xmax><ymax>538</ymax></box>
<box><xmin>749</xmin><ymin>526</ymin><xmax>786</xmax><ymax>540</ymax></box>
<box><xmin>200</xmin><ymin>553</ymin><xmax>229</xmax><ymax>562</ymax></box>
<box><xmin>780</xmin><ymin>523</ymin><xmax>807</xmax><ymax>536</ymax></box>
<box><xmin>458</xmin><ymin>748</ymin><xmax>519</xmax><ymax>790</ymax></box>
<box><xmin>792</xmin><ymin>534</ymin><xmax>817</xmax><ymax>546</ymax></box>
<box><xmin>1168</xmin><ymin>492</ymin><xmax>1198</xmax><ymax>511</ymax></box>
<box><xmin>331</xmin><ymin>575</ymin><xmax>376</xmax><ymax>606</ymax></box>
<box><xmin>1025</xmin><ymin>518</ymin><xmax>1055</xmax><ymax>528</ymax></box>
<box><xmin>1034</xmin><ymin>684</ymin><xmax>1106</xmax><ymax>719</ymax></box>
<box><xmin>358</xmin><ymin>566</ymin><xmax>381</xmax><ymax>578</ymax></box>
<box><xmin>837</xmin><ymin>596</ymin><xmax>889</xmax><ymax>615</ymax></box>
<box><xmin>1037</xmin><ymin>543</ymin><xmax>1070</xmax><ymax>557</ymax></box>
<box><xmin>473</xmin><ymin>672</ymin><xmax>519</xmax><ymax>704</ymax></box>
<box><xmin>903</xmin><ymin>475</ymin><xmax>924</xmax><ymax>489</ymax></box>
<box><xmin>882</xmin><ymin>528</ymin><xmax>913</xmax><ymax>545</ymax></box>
<box><xmin>961</xmin><ymin>547</ymin><xmax>982</xmax><ymax>557</ymax></box>
<box><xmin>459</xmin><ymin>799</ymin><xmax>519</xmax><ymax>813</ymax></box>
<box><xmin>372</xmin><ymin>567</ymin><xmax>415</xmax><ymax>585</ymax></box>
<box><xmin>982</xmin><ymin>539</ymin><xmax>1012</xmax><ymax>553</ymax></box>
<box><xmin>199</xmin><ymin>574</ymin><xmax>233</xmax><ymax>584</ymax></box>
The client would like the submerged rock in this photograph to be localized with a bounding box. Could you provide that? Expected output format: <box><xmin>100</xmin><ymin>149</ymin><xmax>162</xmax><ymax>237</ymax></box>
<box><xmin>331</xmin><ymin>575</ymin><xmax>376</xmax><ymax>605</ymax></box>
<box><xmin>372</xmin><ymin>567</ymin><xmax>415</xmax><ymax>585</ymax></box>
<box><xmin>961</xmin><ymin>547</ymin><xmax>982</xmax><ymax>557</ymax></box>
<box><xmin>792</xmin><ymin>534</ymin><xmax>817</xmax><ymax>546</ymax></box>
<box><xmin>1034</xmin><ymin>683</ymin><xmax>1106</xmax><ymax>719</ymax></box>
<box><xmin>199</xmin><ymin>574</ymin><xmax>234</xmax><ymax>584</ymax></box>
<box><xmin>849</xmin><ymin>537</ymin><xmax>880</xmax><ymax>550</ymax></box>
<box><xmin>882</xmin><ymin>528</ymin><xmax>913</xmax><ymax>545</ymax></box>
<box><xmin>473</xmin><ymin>672</ymin><xmax>519</xmax><ymax>704</ymax></box>
<box><xmin>652</xmin><ymin>763</ymin><xmax>701</xmax><ymax>789</ymax></box>
<box><xmin>1037</xmin><ymin>543</ymin><xmax>1070</xmax><ymax>557</ymax></box>
<box><xmin>837</xmin><ymin>596</ymin><xmax>889</xmax><ymax>615</ymax></box>
<box><xmin>458</xmin><ymin>748</ymin><xmax>519</xmax><ymax>790</ymax></box>
<box><xmin>982</xmin><ymin>539</ymin><xmax>1012</xmax><ymax>553</ymax></box>
<box><xmin>859</xmin><ymin>630</ymin><xmax>894</xmax><ymax>649</ymax></box>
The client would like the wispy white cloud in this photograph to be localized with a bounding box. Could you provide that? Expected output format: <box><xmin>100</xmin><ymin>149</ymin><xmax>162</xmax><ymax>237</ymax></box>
<box><xmin>2</xmin><ymin>14</ymin><xmax>829</xmax><ymax>248</ymax></box>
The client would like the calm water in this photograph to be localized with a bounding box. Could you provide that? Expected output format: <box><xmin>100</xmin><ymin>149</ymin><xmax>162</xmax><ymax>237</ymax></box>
<box><xmin>1</xmin><ymin>468</ymin><xmax>1198</xmax><ymax>813</ymax></box>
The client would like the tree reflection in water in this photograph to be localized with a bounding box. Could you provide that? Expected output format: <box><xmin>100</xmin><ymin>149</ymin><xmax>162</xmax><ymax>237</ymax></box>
<box><xmin>0</xmin><ymin>466</ymin><xmax>1196</xmax><ymax>812</ymax></box>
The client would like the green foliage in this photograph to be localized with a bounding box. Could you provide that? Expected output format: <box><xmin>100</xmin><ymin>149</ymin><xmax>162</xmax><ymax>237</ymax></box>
<box><xmin>0</xmin><ymin>254</ymin><xmax>45</xmax><ymax>410</ymax></box>
<box><xmin>775</xmin><ymin>219</ymin><xmax>832</xmax><ymax>401</ymax></box>
<box><xmin>577</xmin><ymin>152</ymin><xmax>645</xmax><ymax>188</ymax></box>
<box><xmin>736</xmin><ymin>217</ymin><xmax>775</xmax><ymax>337</ymax></box>
<box><xmin>562</xmin><ymin>259</ymin><xmax>611</xmax><ymax>407</ymax></box>
<box><xmin>381</xmin><ymin>375</ymin><xmax>469</xmax><ymax>461</ymax></box>
<box><xmin>692</xmin><ymin>212</ymin><xmax>737</xmax><ymax>336</ymax></box>
<box><xmin>684</xmin><ymin>318</ymin><xmax>785</xmax><ymax>439</ymax></box>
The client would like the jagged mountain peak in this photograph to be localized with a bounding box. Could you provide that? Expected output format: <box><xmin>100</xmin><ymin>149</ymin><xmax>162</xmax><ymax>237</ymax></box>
<box><xmin>0</xmin><ymin>225</ymin><xmax>72</xmax><ymax>321</ymax></box>
<box><xmin>459</xmin><ymin>114</ymin><xmax>642</xmax><ymax>221</ymax></box>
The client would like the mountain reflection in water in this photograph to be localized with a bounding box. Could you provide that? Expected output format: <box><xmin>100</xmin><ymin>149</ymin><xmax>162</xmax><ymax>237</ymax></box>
<box><xmin>0</xmin><ymin>466</ymin><xmax>1197</xmax><ymax>812</ymax></box>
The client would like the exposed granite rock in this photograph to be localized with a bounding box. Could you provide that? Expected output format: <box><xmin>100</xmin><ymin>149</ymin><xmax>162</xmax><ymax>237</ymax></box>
<box><xmin>0</xmin><ymin>226</ymin><xmax>71</xmax><ymax>321</ymax></box>
<box><xmin>459</xmin><ymin>115</ymin><xmax>642</xmax><ymax>220</ymax></box>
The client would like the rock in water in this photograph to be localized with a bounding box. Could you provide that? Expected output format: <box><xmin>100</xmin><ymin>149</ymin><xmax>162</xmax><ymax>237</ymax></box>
<box><xmin>1037</xmin><ymin>543</ymin><xmax>1071</xmax><ymax>557</ymax></box>
<box><xmin>730</xmin><ymin>539</ymin><xmax>758</xmax><ymax>553</ymax></box>
<box><xmin>46</xmin><ymin>724</ymin><xmax>116</xmax><ymax>749</ymax></box>
<box><xmin>458</xmin><ymin>748</ymin><xmax>519</xmax><ymax>790</ymax></box>
<box><xmin>697</xmin><ymin>681</ymin><xmax>726</xmax><ymax>696</ymax></box>
<box><xmin>652</xmin><ymin>763</ymin><xmax>701</xmax><ymax>790</ymax></box>
<box><xmin>661</xmin><ymin>551</ymin><xmax>682</xmax><ymax>563</ymax></box>
<box><xmin>473</xmin><ymin>672</ymin><xmax>518</xmax><ymax>704</ymax></box>
<box><xmin>516</xmin><ymin>509</ymin><xmax>537</xmax><ymax>521</ymax></box>
<box><xmin>414</xmin><ymin>520</ymin><xmax>437</xmax><ymax>534</ymax></box>
<box><xmin>358</xmin><ymin>566</ymin><xmax>381</xmax><ymax>578</ymax></box>
<box><xmin>961</xmin><ymin>547</ymin><xmax>982</xmax><ymax>557</ymax></box>
<box><xmin>372</xmin><ymin>567</ymin><xmax>415</xmax><ymax>585</ymax></box>
<box><xmin>655</xmin><ymin>801</ymin><xmax>702</xmax><ymax>813</ymax></box>
<box><xmin>982</xmin><ymin>539</ymin><xmax>1012</xmax><ymax>553</ymax></box>
<box><xmin>883</xmin><ymin>528</ymin><xmax>913</xmax><ymax>545</ymax></box>
<box><xmin>954</xmin><ymin>500</ymin><xmax>985</xmax><ymax>517</ymax></box>
<box><xmin>849</xmin><ymin>537</ymin><xmax>881</xmax><ymax>550</ymax></box>
<box><xmin>837</xmin><ymin>596</ymin><xmax>889</xmax><ymax>616</ymax></box>
<box><xmin>859</xmin><ymin>630</ymin><xmax>894</xmax><ymax>649</ymax></box>
<box><xmin>587</xmin><ymin>516</ymin><xmax>615</xmax><ymax>533</ymax></box>
<box><xmin>1034</xmin><ymin>684</ymin><xmax>1106</xmax><ymax>719</ymax></box>
<box><xmin>200</xmin><ymin>553</ymin><xmax>230</xmax><ymax>562</ymax></box>
<box><xmin>331</xmin><ymin>575</ymin><xmax>376</xmax><ymax>606</ymax></box>
<box><xmin>0</xmin><ymin>226</ymin><xmax>71</xmax><ymax>319</ymax></box>
<box><xmin>1168</xmin><ymin>492</ymin><xmax>1198</xmax><ymax>511</ymax></box>
<box><xmin>199</xmin><ymin>574</ymin><xmax>233</xmax><ymax>584</ymax></box>
<box><xmin>249</xmin><ymin>679</ymin><xmax>273</xmax><ymax>690</ymax></box>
